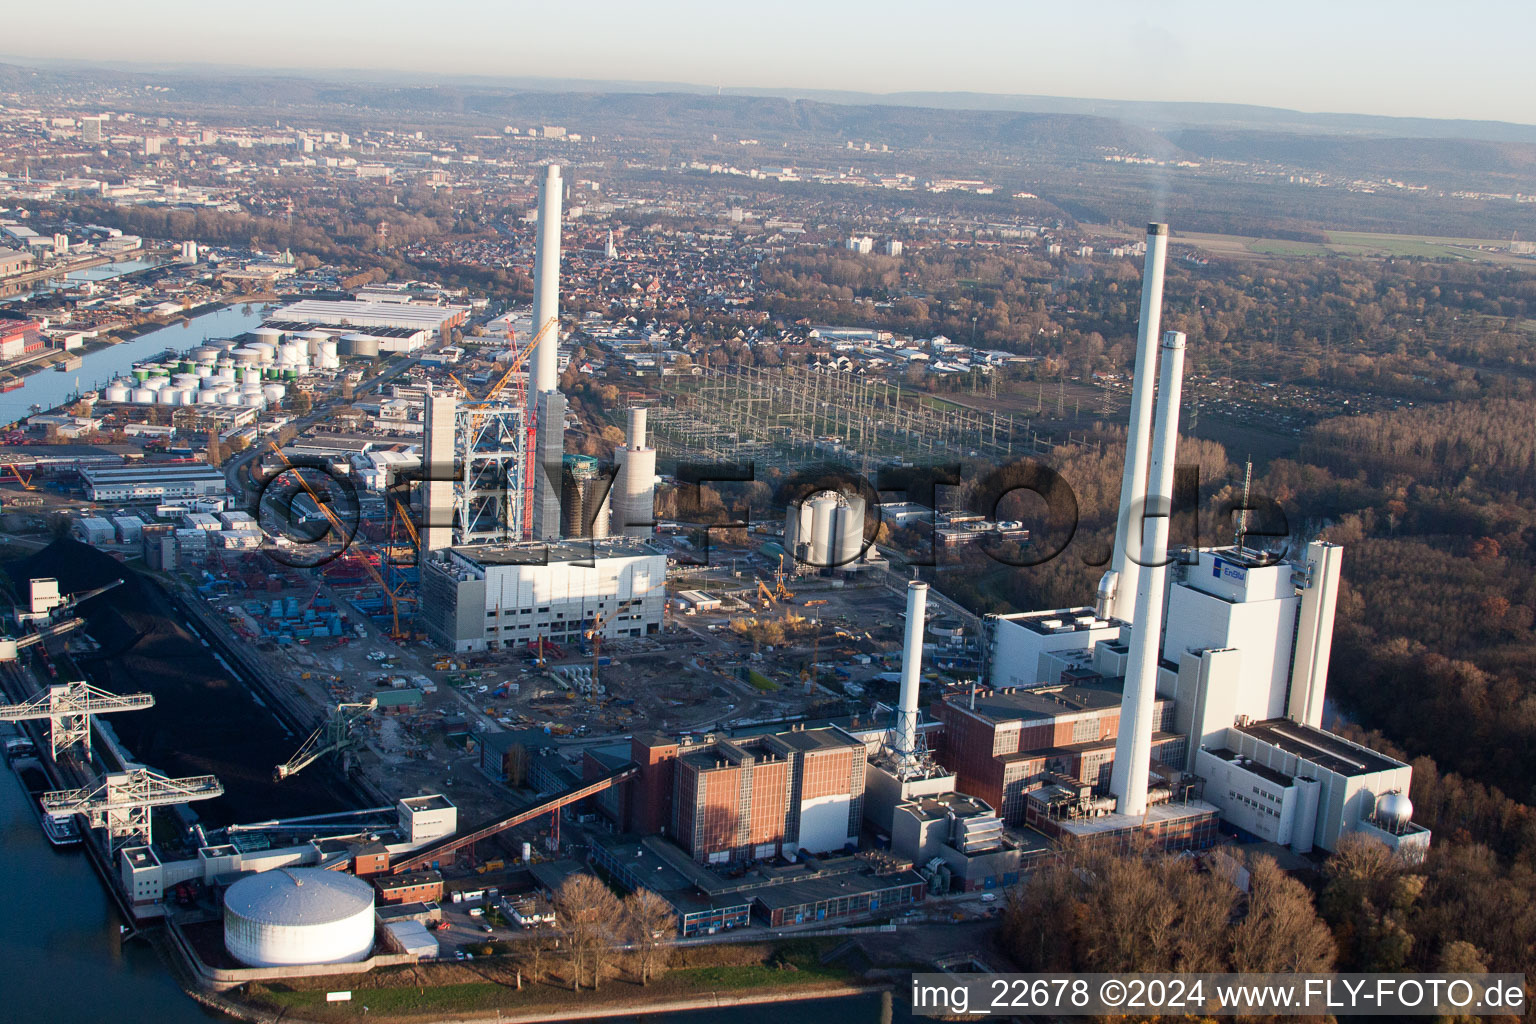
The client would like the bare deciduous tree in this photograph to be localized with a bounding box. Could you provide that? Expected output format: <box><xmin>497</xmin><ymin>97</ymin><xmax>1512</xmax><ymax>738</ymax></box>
<box><xmin>553</xmin><ymin>873</ymin><xmax>624</xmax><ymax>990</ymax></box>
<box><xmin>623</xmin><ymin>888</ymin><xmax>676</xmax><ymax>984</ymax></box>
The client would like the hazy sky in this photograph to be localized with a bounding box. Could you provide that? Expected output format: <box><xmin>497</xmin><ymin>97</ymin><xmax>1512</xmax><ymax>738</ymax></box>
<box><xmin>9</xmin><ymin>0</ymin><xmax>1535</xmax><ymax>124</ymax></box>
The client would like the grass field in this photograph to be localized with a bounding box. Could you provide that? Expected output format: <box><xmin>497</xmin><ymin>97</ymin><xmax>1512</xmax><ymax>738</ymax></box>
<box><xmin>746</xmin><ymin>668</ymin><xmax>780</xmax><ymax>691</ymax></box>
<box><xmin>243</xmin><ymin>939</ymin><xmax>852</xmax><ymax>1022</ymax></box>
<box><xmin>1180</xmin><ymin>229</ymin><xmax>1518</xmax><ymax>263</ymax></box>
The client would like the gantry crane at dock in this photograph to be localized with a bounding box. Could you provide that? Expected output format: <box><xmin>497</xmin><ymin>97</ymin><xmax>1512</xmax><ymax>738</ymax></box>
<box><xmin>43</xmin><ymin>769</ymin><xmax>223</xmax><ymax>852</ymax></box>
<box><xmin>0</xmin><ymin>679</ymin><xmax>154</xmax><ymax>760</ymax></box>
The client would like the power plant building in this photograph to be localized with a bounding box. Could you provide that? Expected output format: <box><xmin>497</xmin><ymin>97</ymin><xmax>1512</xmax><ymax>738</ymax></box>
<box><xmin>417</xmin><ymin>540</ymin><xmax>665</xmax><ymax>653</ymax></box>
<box><xmin>623</xmin><ymin>726</ymin><xmax>866</xmax><ymax>864</ymax></box>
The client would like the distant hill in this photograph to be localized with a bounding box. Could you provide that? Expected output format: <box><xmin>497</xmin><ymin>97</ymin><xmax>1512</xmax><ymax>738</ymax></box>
<box><xmin>5</xmin><ymin>60</ymin><xmax>1536</xmax><ymax>194</ymax></box>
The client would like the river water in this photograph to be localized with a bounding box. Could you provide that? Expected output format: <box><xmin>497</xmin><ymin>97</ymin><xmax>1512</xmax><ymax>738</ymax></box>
<box><xmin>0</xmin><ymin>303</ymin><xmax>269</xmax><ymax>426</ymax></box>
<box><xmin>0</xmin><ymin>764</ymin><xmax>911</xmax><ymax>1024</ymax></box>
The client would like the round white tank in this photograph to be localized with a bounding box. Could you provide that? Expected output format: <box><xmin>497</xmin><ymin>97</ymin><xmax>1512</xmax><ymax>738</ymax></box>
<box><xmin>248</xmin><ymin>342</ymin><xmax>277</xmax><ymax>363</ymax></box>
<box><xmin>231</xmin><ymin>347</ymin><xmax>259</xmax><ymax>366</ymax></box>
<box><xmin>104</xmin><ymin>385</ymin><xmax>130</xmax><ymax>403</ymax></box>
<box><xmin>195</xmin><ymin>363</ymin><xmax>215</xmax><ymax>378</ymax></box>
<box><xmin>809</xmin><ymin>495</ymin><xmax>838</xmax><ymax>565</ymax></box>
<box><xmin>130</xmin><ymin>388</ymin><xmax>155</xmax><ymax>404</ymax></box>
<box><xmin>263</xmin><ymin>384</ymin><xmax>286</xmax><ymax>403</ymax></box>
<box><xmin>143</xmin><ymin>376</ymin><xmax>168</xmax><ymax>391</ymax></box>
<box><xmin>220</xmin><ymin>392</ymin><xmax>243</xmax><ymax>406</ymax></box>
<box><xmin>173</xmin><ymin>373</ymin><xmax>200</xmax><ymax>389</ymax></box>
<box><xmin>831</xmin><ymin>494</ymin><xmax>866</xmax><ymax>565</ymax></box>
<box><xmin>195</xmin><ymin>390</ymin><xmax>220</xmax><ymax>405</ymax></box>
<box><xmin>157</xmin><ymin>389</ymin><xmax>180</xmax><ymax>405</ymax></box>
<box><xmin>224</xmin><ymin>868</ymin><xmax>375</xmax><ymax>968</ymax></box>
<box><xmin>250</xmin><ymin>327</ymin><xmax>284</xmax><ymax>343</ymax></box>
<box><xmin>242</xmin><ymin>393</ymin><xmax>266</xmax><ymax>409</ymax></box>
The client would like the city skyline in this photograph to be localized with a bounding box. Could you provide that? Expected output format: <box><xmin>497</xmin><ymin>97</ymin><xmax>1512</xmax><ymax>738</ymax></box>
<box><xmin>5</xmin><ymin>0</ymin><xmax>1535</xmax><ymax>126</ymax></box>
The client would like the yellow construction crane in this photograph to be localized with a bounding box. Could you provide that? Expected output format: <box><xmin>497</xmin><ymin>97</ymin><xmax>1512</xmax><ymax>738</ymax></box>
<box><xmin>773</xmin><ymin>554</ymin><xmax>794</xmax><ymax>602</ymax></box>
<box><xmin>584</xmin><ymin>610</ymin><xmax>607</xmax><ymax>699</ymax></box>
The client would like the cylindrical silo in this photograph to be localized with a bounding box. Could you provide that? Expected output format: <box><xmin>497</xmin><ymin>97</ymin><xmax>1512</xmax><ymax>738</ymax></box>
<box><xmin>104</xmin><ymin>384</ymin><xmax>130</xmax><ymax>403</ymax></box>
<box><xmin>223</xmin><ymin>869</ymin><xmax>375</xmax><ymax>968</ymax></box>
<box><xmin>808</xmin><ymin>494</ymin><xmax>837</xmax><ymax>566</ymax></box>
<box><xmin>130</xmin><ymin>388</ymin><xmax>155</xmax><ymax>404</ymax></box>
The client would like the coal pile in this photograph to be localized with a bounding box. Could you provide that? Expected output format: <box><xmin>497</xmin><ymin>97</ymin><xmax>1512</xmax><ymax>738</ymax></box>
<box><xmin>5</xmin><ymin>539</ymin><xmax>358</xmax><ymax>826</ymax></box>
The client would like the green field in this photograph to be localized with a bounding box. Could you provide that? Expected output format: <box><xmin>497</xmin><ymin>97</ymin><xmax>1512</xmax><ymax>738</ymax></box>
<box><xmin>746</xmin><ymin>669</ymin><xmax>780</xmax><ymax>691</ymax></box>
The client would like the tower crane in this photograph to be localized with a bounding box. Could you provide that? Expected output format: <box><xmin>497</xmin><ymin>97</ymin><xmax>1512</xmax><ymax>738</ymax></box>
<box><xmin>42</xmin><ymin>768</ymin><xmax>223</xmax><ymax>852</ymax></box>
<box><xmin>584</xmin><ymin>610</ymin><xmax>607</xmax><ymax>697</ymax></box>
<box><xmin>0</xmin><ymin>680</ymin><xmax>154</xmax><ymax>760</ymax></box>
<box><xmin>273</xmin><ymin>698</ymin><xmax>378</xmax><ymax>781</ymax></box>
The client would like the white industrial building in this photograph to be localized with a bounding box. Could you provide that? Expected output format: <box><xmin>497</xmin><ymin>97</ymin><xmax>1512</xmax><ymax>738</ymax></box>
<box><xmin>269</xmin><ymin>299</ymin><xmax>469</xmax><ymax>342</ymax></box>
<box><xmin>418</xmin><ymin>539</ymin><xmax>666</xmax><ymax>653</ymax></box>
<box><xmin>81</xmin><ymin>463</ymin><xmax>226</xmax><ymax>503</ymax></box>
<box><xmin>969</xmin><ymin>223</ymin><xmax>1429</xmax><ymax>859</ymax></box>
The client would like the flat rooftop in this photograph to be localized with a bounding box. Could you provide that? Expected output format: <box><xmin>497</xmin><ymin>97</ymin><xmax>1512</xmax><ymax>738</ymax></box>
<box><xmin>1236</xmin><ymin>719</ymin><xmax>1403</xmax><ymax>777</ymax></box>
<box><xmin>271</xmin><ymin>299</ymin><xmax>468</xmax><ymax>329</ymax></box>
<box><xmin>260</xmin><ymin>319</ymin><xmax>422</xmax><ymax>339</ymax></box>
<box><xmin>1207</xmin><ymin>747</ymin><xmax>1295</xmax><ymax>788</ymax></box>
<box><xmin>1054</xmin><ymin>799</ymin><xmax>1220</xmax><ymax>837</ymax></box>
<box><xmin>997</xmin><ymin>607</ymin><xmax>1111</xmax><ymax>636</ymax></box>
<box><xmin>962</xmin><ymin>681</ymin><xmax>1125</xmax><ymax>723</ymax></box>
<box><xmin>904</xmin><ymin>792</ymin><xmax>996</xmax><ymax>821</ymax></box>
<box><xmin>748</xmin><ymin>867</ymin><xmax>926</xmax><ymax>911</ymax></box>
<box><xmin>399</xmin><ymin>794</ymin><xmax>454</xmax><ymax>811</ymax></box>
<box><xmin>766</xmin><ymin>726</ymin><xmax>862</xmax><ymax>753</ymax></box>
<box><xmin>451</xmin><ymin>538</ymin><xmax>661</xmax><ymax>565</ymax></box>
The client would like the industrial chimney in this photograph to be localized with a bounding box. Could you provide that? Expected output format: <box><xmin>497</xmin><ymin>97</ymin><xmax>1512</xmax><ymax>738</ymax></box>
<box><xmin>530</xmin><ymin>163</ymin><xmax>563</xmax><ymax>395</ymax></box>
<box><xmin>530</xmin><ymin>164</ymin><xmax>566</xmax><ymax>541</ymax></box>
<box><xmin>1100</xmin><ymin>223</ymin><xmax>1169</xmax><ymax>622</ymax></box>
<box><xmin>894</xmin><ymin>580</ymin><xmax>929</xmax><ymax>766</ymax></box>
<box><xmin>1109</xmin><ymin>330</ymin><xmax>1186</xmax><ymax>817</ymax></box>
<box><xmin>612</xmin><ymin>407</ymin><xmax>657</xmax><ymax>537</ymax></box>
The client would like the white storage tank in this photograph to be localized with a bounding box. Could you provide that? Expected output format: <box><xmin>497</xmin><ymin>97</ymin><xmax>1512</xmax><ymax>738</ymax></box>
<box><xmin>223</xmin><ymin>868</ymin><xmax>376</xmax><ymax>968</ymax></box>
<box><xmin>263</xmin><ymin>384</ymin><xmax>287</xmax><ymax>403</ymax></box>
<box><xmin>250</xmin><ymin>327</ymin><xmax>284</xmax><ymax>345</ymax></box>
<box><xmin>104</xmin><ymin>384</ymin><xmax>130</xmax><ymax>403</ymax></box>
<box><xmin>130</xmin><ymin>388</ymin><xmax>156</xmax><ymax>404</ymax></box>
<box><xmin>242</xmin><ymin>393</ymin><xmax>266</xmax><ymax>409</ymax></box>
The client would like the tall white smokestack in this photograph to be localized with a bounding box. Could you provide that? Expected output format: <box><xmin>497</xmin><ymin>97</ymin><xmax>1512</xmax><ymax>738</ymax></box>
<box><xmin>530</xmin><ymin>164</ymin><xmax>566</xmax><ymax>541</ymax></box>
<box><xmin>530</xmin><ymin>163</ymin><xmax>563</xmax><ymax>395</ymax></box>
<box><xmin>894</xmin><ymin>580</ymin><xmax>929</xmax><ymax>764</ymax></box>
<box><xmin>1102</xmin><ymin>223</ymin><xmax>1169</xmax><ymax>622</ymax></box>
<box><xmin>627</xmin><ymin>407</ymin><xmax>647</xmax><ymax>449</ymax></box>
<box><xmin>1109</xmin><ymin>330</ymin><xmax>1185</xmax><ymax>817</ymax></box>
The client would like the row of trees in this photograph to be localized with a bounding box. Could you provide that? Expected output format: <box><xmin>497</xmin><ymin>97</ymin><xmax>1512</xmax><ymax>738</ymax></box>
<box><xmin>508</xmin><ymin>874</ymin><xmax>676</xmax><ymax>991</ymax></box>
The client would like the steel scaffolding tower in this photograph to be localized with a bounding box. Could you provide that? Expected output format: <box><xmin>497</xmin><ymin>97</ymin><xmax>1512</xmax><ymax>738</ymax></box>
<box><xmin>454</xmin><ymin>401</ymin><xmax>529</xmax><ymax>544</ymax></box>
<box><xmin>0</xmin><ymin>680</ymin><xmax>154</xmax><ymax>761</ymax></box>
<box><xmin>42</xmin><ymin>769</ymin><xmax>223</xmax><ymax>852</ymax></box>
